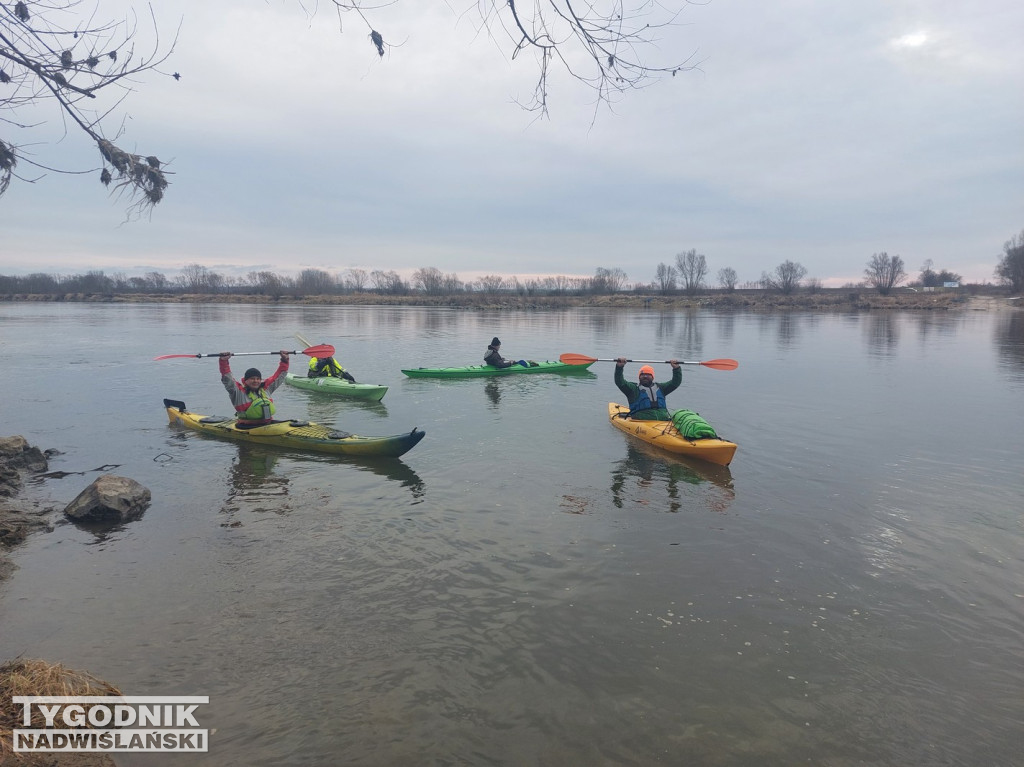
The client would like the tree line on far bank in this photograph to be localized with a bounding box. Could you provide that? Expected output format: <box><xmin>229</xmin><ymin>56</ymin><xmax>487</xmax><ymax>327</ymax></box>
<box><xmin>3</xmin><ymin>231</ymin><xmax>1022</xmax><ymax>298</ymax></box>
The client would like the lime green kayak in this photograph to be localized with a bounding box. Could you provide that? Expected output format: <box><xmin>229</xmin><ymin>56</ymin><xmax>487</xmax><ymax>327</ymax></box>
<box><xmin>284</xmin><ymin>373</ymin><xmax>388</xmax><ymax>402</ymax></box>
<box><xmin>401</xmin><ymin>360</ymin><xmax>595</xmax><ymax>378</ymax></box>
<box><xmin>164</xmin><ymin>399</ymin><xmax>423</xmax><ymax>457</ymax></box>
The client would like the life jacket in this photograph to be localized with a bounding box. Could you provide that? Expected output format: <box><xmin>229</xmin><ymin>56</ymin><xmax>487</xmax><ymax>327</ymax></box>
<box><xmin>239</xmin><ymin>388</ymin><xmax>276</xmax><ymax>421</ymax></box>
<box><xmin>309</xmin><ymin>356</ymin><xmax>345</xmax><ymax>377</ymax></box>
<box><xmin>630</xmin><ymin>384</ymin><xmax>666</xmax><ymax>415</ymax></box>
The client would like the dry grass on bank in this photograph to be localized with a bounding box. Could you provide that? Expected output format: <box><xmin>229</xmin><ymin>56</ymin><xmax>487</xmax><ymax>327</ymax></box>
<box><xmin>0</xmin><ymin>659</ymin><xmax>121</xmax><ymax>763</ymax></box>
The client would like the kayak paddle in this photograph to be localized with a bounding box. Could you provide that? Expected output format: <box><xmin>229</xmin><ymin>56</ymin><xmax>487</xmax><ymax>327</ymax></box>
<box><xmin>295</xmin><ymin>332</ymin><xmax>314</xmax><ymax>348</ymax></box>
<box><xmin>154</xmin><ymin>344</ymin><xmax>335</xmax><ymax>361</ymax></box>
<box><xmin>560</xmin><ymin>353</ymin><xmax>738</xmax><ymax>371</ymax></box>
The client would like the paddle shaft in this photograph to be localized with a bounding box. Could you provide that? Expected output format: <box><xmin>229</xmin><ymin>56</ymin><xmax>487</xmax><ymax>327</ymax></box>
<box><xmin>558</xmin><ymin>352</ymin><xmax>738</xmax><ymax>370</ymax></box>
<box><xmin>211</xmin><ymin>351</ymin><xmax>302</xmax><ymax>358</ymax></box>
<box><xmin>602</xmin><ymin>358</ymin><xmax>709</xmax><ymax>365</ymax></box>
<box><xmin>154</xmin><ymin>343</ymin><xmax>335</xmax><ymax>361</ymax></box>
<box><xmin>154</xmin><ymin>351</ymin><xmax>300</xmax><ymax>361</ymax></box>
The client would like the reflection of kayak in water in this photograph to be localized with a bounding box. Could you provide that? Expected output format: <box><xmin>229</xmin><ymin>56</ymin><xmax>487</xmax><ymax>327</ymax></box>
<box><xmin>222</xmin><ymin>442</ymin><xmax>425</xmax><ymax>505</ymax></box>
<box><xmin>619</xmin><ymin>442</ymin><xmax>734</xmax><ymax>490</ymax></box>
<box><xmin>164</xmin><ymin>399</ymin><xmax>424</xmax><ymax>458</ymax></box>
<box><xmin>284</xmin><ymin>373</ymin><xmax>388</xmax><ymax>402</ymax></box>
<box><xmin>611</xmin><ymin>442</ymin><xmax>736</xmax><ymax>514</ymax></box>
<box><xmin>348</xmin><ymin>456</ymin><xmax>426</xmax><ymax>497</ymax></box>
<box><xmin>608</xmin><ymin>403</ymin><xmax>737</xmax><ymax>467</ymax></box>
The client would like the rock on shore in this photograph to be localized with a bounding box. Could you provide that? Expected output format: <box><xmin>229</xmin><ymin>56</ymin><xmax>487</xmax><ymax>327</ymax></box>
<box><xmin>0</xmin><ymin>437</ymin><xmax>54</xmax><ymax>572</ymax></box>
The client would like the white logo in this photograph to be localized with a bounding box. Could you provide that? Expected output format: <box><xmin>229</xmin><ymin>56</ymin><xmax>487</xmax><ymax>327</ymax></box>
<box><xmin>13</xmin><ymin>696</ymin><xmax>209</xmax><ymax>753</ymax></box>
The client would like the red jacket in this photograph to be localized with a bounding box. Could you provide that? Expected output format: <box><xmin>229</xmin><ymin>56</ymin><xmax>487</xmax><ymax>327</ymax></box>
<box><xmin>219</xmin><ymin>357</ymin><xmax>289</xmax><ymax>418</ymax></box>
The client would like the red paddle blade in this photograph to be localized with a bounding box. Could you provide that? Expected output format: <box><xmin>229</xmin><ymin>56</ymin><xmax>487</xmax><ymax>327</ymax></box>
<box><xmin>700</xmin><ymin>358</ymin><xmax>739</xmax><ymax>370</ymax></box>
<box><xmin>303</xmin><ymin>344</ymin><xmax>334</xmax><ymax>357</ymax></box>
<box><xmin>560</xmin><ymin>353</ymin><xmax>598</xmax><ymax>365</ymax></box>
<box><xmin>153</xmin><ymin>353</ymin><xmax>200</xmax><ymax>360</ymax></box>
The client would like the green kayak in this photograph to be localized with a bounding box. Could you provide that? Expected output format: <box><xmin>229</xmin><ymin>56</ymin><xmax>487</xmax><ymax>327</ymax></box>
<box><xmin>284</xmin><ymin>373</ymin><xmax>388</xmax><ymax>402</ymax></box>
<box><xmin>401</xmin><ymin>360</ymin><xmax>595</xmax><ymax>378</ymax></box>
<box><xmin>164</xmin><ymin>399</ymin><xmax>424</xmax><ymax>458</ymax></box>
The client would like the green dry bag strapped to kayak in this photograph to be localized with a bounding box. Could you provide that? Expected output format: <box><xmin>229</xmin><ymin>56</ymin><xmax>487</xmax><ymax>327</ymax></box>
<box><xmin>671</xmin><ymin>409</ymin><xmax>719</xmax><ymax>440</ymax></box>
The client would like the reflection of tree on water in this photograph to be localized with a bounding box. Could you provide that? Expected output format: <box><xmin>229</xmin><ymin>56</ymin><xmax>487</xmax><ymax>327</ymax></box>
<box><xmin>583</xmin><ymin>311</ymin><xmax>627</xmax><ymax>337</ymax></box>
<box><xmin>716</xmin><ymin>313</ymin><xmax>735</xmax><ymax>343</ymax></box>
<box><xmin>758</xmin><ymin>313</ymin><xmax>823</xmax><ymax>350</ymax></box>
<box><xmin>655</xmin><ymin>311</ymin><xmax>675</xmax><ymax>338</ymax></box>
<box><xmin>674</xmin><ymin>308</ymin><xmax>702</xmax><ymax>352</ymax></box>
<box><xmin>995</xmin><ymin>311</ymin><xmax>1024</xmax><ymax>380</ymax></box>
<box><xmin>863</xmin><ymin>313</ymin><xmax>899</xmax><ymax>356</ymax></box>
<box><xmin>774</xmin><ymin>313</ymin><xmax>800</xmax><ymax>348</ymax></box>
<box><xmin>414</xmin><ymin>309</ymin><xmax>449</xmax><ymax>333</ymax></box>
<box><xmin>910</xmin><ymin>311</ymin><xmax>959</xmax><ymax>342</ymax></box>
<box><xmin>610</xmin><ymin>443</ymin><xmax>735</xmax><ymax>514</ymax></box>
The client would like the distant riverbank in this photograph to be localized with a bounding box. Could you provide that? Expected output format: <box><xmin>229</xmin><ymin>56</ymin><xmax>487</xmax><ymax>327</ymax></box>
<box><xmin>0</xmin><ymin>289</ymin><xmax>1018</xmax><ymax>311</ymax></box>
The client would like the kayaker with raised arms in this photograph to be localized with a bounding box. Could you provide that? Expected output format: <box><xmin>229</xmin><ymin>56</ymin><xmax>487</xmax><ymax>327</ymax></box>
<box><xmin>218</xmin><ymin>350</ymin><xmax>290</xmax><ymax>426</ymax></box>
<box><xmin>307</xmin><ymin>352</ymin><xmax>357</xmax><ymax>382</ymax></box>
<box><xmin>614</xmin><ymin>358</ymin><xmax>682</xmax><ymax>420</ymax></box>
<box><xmin>484</xmin><ymin>337</ymin><xmax>526</xmax><ymax>368</ymax></box>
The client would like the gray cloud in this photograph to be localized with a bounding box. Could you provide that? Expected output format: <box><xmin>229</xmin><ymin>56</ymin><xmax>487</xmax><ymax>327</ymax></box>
<box><xmin>3</xmin><ymin>0</ymin><xmax>1021</xmax><ymax>287</ymax></box>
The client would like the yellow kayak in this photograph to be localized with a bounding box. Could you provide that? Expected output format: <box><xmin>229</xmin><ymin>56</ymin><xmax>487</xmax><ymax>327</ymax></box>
<box><xmin>607</xmin><ymin>403</ymin><xmax>737</xmax><ymax>466</ymax></box>
<box><xmin>165</xmin><ymin>399</ymin><xmax>424</xmax><ymax>458</ymax></box>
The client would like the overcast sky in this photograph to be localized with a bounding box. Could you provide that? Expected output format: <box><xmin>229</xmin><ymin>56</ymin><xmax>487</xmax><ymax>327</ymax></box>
<box><xmin>2</xmin><ymin>0</ymin><xmax>1022</xmax><ymax>288</ymax></box>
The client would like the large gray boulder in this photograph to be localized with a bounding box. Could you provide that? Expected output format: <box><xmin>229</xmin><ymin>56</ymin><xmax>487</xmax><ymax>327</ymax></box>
<box><xmin>64</xmin><ymin>475</ymin><xmax>151</xmax><ymax>524</ymax></box>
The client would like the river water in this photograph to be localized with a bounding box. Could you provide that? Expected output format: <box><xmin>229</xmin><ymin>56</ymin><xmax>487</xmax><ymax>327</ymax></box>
<box><xmin>1</xmin><ymin>302</ymin><xmax>1022</xmax><ymax>766</ymax></box>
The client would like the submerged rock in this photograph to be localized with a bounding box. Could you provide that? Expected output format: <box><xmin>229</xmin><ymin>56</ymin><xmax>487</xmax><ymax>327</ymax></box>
<box><xmin>0</xmin><ymin>507</ymin><xmax>52</xmax><ymax>548</ymax></box>
<box><xmin>0</xmin><ymin>436</ymin><xmax>49</xmax><ymax>496</ymax></box>
<box><xmin>63</xmin><ymin>475</ymin><xmax>151</xmax><ymax>524</ymax></box>
<box><xmin>1</xmin><ymin>437</ymin><xmax>56</xmax><ymax>583</ymax></box>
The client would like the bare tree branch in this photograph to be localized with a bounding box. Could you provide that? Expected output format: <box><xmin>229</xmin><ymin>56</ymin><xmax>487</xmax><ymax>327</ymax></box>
<box><xmin>3</xmin><ymin>1</ymin><xmax>700</xmax><ymax>212</ymax></box>
<box><xmin>1</xmin><ymin>0</ymin><xmax>178</xmax><ymax>212</ymax></box>
<box><xmin>328</xmin><ymin>0</ymin><xmax>702</xmax><ymax>118</ymax></box>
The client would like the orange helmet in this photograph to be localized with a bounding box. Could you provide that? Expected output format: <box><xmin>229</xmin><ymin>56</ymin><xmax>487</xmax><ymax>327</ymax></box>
<box><xmin>638</xmin><ymin>365</ymin><xmax>655</xmax><ymax>378</ymax></box>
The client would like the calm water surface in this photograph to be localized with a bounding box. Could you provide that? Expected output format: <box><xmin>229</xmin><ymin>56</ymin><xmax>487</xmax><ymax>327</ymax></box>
<box><xmin>1</xmin><ymin>302</ymin><xmax>1022</xmax><ymax>766</ymax></box>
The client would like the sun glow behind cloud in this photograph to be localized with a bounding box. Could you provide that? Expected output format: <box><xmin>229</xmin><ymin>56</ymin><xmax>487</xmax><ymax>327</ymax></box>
<box><xmin>891</xmin><ymin>31</ymin><xmax>930</xmax><ymax>49</ymax></box>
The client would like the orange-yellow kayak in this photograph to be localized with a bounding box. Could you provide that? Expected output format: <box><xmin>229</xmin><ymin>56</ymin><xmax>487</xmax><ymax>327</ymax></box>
<box><xmin>607</xmin><ymin>403</ymin><xmax>737</xmax><ymax>466</ymax></box>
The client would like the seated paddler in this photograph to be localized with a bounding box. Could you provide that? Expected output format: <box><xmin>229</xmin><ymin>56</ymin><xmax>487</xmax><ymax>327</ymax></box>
<box><xmin>308</xmin><ymin>352</ymin><xmax>356</xmax><ymax>382</ymax></box>
<box><xmin>219</xmin><ymin>351</ymin><xmax>290</xmax><ymax>426</ymax></box>
<box><xmin>484</xmin><ymin>337</ymin><xmax>527</xmax><ymax>368</ymax></box>
<box><xmin>614</xmin><ymin>357</ymin><xmax>682</xmax><ymax>421</ymax></box>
